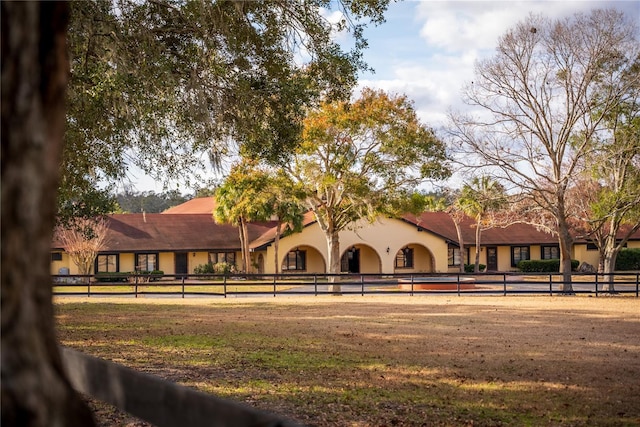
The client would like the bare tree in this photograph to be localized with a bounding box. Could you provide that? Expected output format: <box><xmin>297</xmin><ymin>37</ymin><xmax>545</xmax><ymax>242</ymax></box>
<box><xmin>449</xmin><ymin>9</ymin><xmax>639</xmax><ymax>292</ymax></box>
<box><xmin>1</xmin><ymin>2</ymin><xmax>96</xmax><ymax>425</ymax></box>
<box><xmin>56</xmin><ymin>217</ymin><xmax>109</xmax><ymax>276</ymax></box>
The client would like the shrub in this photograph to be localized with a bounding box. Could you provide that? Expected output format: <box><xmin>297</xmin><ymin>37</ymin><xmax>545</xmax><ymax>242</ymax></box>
<box><xmin>194</xmin><ymin>263</ymin><xmax>215</xmax><ymax>275</ymax></box>
<box><xmin>94</xmin><ymin>272</ymin><xmax>129</xmax><ymax>282</ymax></box>
<box><xmin>213</xmin><ymin>262</ymin><xmax>236</xmax><ymax>274</ymax></box>
<box><xmin>464</xmin><ymin>264</ymin><xmax>486</xmax><ymax>273</ymax></box>
<box><xmin>615</xmin><ymin>248</ymin><xmax>640</xmax><ymax>271</ymax></box>
<box><xmin>517</xmin><ymin>259</ymin><xmax>579</xmax><ymax>272</ymax></box>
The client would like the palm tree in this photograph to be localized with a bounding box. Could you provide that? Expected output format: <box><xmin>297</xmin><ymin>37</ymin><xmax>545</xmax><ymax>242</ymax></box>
<box><xmin>214</xmin><ymin>161</ymin><xmax>271</xmax><ymax>274</ymax></box>
<box><xmin>456</xmin><ymin>176</ymin><xmax>506</xmax><ymax>273</ymax></box>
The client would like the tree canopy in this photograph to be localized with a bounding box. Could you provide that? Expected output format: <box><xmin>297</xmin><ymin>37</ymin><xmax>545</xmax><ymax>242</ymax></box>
<box><xmin>63</xmin><ymin>0</ymin><xmax>390</xmax><ymax>218</ymax></box>
<box><xmin>286</xmin><ymin>88</ymin><xmax>450</xmax><ymax>286</ymax></box>
<box><xmin>449</xmin><ymin>9</ymin><xmax>639</xmax><ymax>291</ymax></box>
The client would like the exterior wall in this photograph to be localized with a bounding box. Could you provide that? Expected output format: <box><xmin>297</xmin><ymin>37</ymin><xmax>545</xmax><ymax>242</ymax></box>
<box><xmin>119</xmin><ymin>253</ymin><xmax>136</xmax><ymax>272</ymax></box>
<box><xmin>573</xmin><ymin>244</ymin><xmax>599</xmax><ymax>268</ymax></box>
<box><xmin>159</xmin><ymin>252</ymin><xmax>174</xmax><ymax>274</ymax></box>
<box><xmin>51</xmin><ymin>251</ymin><xmax>76</xmax><ymax>275</ymax></box>
<box><xmin>191</xmin><ymin>252</ymin><xmax>210</xmax><ymax>272</ymax></box>
<box><xmin>354</xmin><ymin>245</ymin><xmax>381</xmax><ymax>274</ymax></box>
<box><xmin>264</xmin><ymin>217</ymin><xmax>449</xmax><ymax>274</ymax></box>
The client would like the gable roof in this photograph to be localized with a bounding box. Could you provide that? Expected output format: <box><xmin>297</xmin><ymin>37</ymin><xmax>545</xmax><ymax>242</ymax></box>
<box><xmin>401</xmin><ymin>212</ymin><xmax>559</xmax><ymax>246</ymax></box>
<box><xmin>162</xmin><ymin>197</ymin><xmax>216</xmax><ymax>214</ymax></box>
<box><xmin>61</xmin><ymin>213</ymin><xmax>277</xmax><ymax>253</ymax></box>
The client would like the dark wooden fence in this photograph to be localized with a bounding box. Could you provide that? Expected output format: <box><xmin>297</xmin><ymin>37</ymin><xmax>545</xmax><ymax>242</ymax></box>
<box><xmin>53</xmin><ymin>272</ymin><xmax>640</xmax><ymax>297</ymax></box>
<box><xmin>61</xmin><ymin>347</ymin><xmax>302</xmax><ymax>427</ymax></box>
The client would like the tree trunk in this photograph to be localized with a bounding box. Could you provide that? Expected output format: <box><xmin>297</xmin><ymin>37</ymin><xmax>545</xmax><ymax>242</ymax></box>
<box><xmin>274</xmin><ymin>222</ymin><xmax>282</xmax><ymax>275</ymax></box>
<box><xmin>1</xmin><ymin>2</ymin><xmax>96</xmax><ymax>426</ymax></box>
<box><xmin>557</xmin><ymin>218</ymin><xmax>574</xmax><ymax>294</ymax></box>
<box><xmin>452</xmin><ymin>217</ymin><xmax>465</xmax><ymax>273</ymax></box>
<box><xmin>601</xmin><ymin>239</ymin><xmax>618</xmax><ymax>293</ymax></box>
<box><xmin>474</xmin><ymin>217</ymin><xmax>481</xmax><ymax>273</ymax></box>
<box><xmin>326</xmin><ymin>228</ymin><xmax>342</xmax><ymax>294</ymax></box>
<box><xmin>238</xmin><ymin>217</ymin><xmax>251</xmax><ymax>274</ymax></box>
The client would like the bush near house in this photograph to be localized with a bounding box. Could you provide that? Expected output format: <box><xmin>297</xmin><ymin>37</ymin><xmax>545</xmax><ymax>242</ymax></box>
<box><xmin>615</xmin><ymin>248</ymin><xmax>640</xmax><ymax>271</ymax></box>
<box><xmin>94</xmin><ymin>271</ymin><xmax>164</xmax><ymax>282</ymax></box>
<box><xmin>517</xmin><ymin>259</ymin><xmax>579</xmax><ymax>272</ymax></box>
<box><xmin>464</xmin><ymin>264</ymin><xmax>486</xmax><ymax>273</ymax></box>
<box><xmin>194</xmin><ymin>262</ymin><xmax>236</xmax><ymax>276</ymax></box>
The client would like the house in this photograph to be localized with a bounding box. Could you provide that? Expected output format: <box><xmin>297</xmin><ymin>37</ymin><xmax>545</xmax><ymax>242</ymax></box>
<box><xmin>51</xmin><ymin>197</ymin><xmax>640</xmax><ymax>276</ymax></box>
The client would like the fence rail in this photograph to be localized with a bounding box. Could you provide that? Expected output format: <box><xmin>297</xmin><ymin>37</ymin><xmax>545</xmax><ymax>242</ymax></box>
<box><xmin>53</xmin><ymin>272</ymin><xmax>640</xmax><ymax>297</ymax></box>
<box><xmin>61</xmin><ymin>347</ymin><xmax>301</xmax><ymax>427</ymax></box>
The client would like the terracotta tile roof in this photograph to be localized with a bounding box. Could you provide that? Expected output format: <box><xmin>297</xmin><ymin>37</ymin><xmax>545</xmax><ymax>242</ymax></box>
<box><xmin>162</xmin><ymin>197</ymin><xmax>216</xmax><ymax>214</ymax></box>
<box><xmin>100</xmin><ymin>213</ymin><xmax>276</xmax><ymax>252</ymax></box>
<box><xmin>401</xmin><ymin>212</ymin><xmax>559</xmax><ymax>246</ymax></box>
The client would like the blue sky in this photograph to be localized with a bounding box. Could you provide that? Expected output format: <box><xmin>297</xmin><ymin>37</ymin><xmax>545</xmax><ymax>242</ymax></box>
<box><xmin>129</xmin><ymin>0</ymin><xmax>639</xmax><ymax>193</ymax></box>
<box><xmin>354</xmin><ymin>0</ymin><xmax>639</xmax><ymax>128</ymax></box>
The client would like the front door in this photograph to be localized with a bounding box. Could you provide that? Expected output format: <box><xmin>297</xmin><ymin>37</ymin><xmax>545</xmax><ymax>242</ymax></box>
<box><xmin>175</xmin><ymin>252</ymin><xmax>188</xmax><ymax>278</ymax></box>
<box><xmin>341</xmin><ymin>248</ymin><xmax>360</xmax><ymax>273</ymax></box>
<box><xmin>486</xmin><ymin>247</ymin><xmax>498</xmax><ymax>271</ymax></box>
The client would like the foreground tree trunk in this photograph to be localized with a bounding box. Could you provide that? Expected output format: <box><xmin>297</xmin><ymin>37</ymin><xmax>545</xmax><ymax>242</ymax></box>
<box><xmin>1</xmin><ymin>2</ymin><xmax>95</xmax><ymax>425</ymax></box>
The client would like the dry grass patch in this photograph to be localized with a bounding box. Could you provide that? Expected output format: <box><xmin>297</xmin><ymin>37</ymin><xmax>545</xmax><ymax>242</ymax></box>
<box><xmin>55</xmin><ymin>295</ymin><xmax>640</xmax><ymax>426</ymax></box>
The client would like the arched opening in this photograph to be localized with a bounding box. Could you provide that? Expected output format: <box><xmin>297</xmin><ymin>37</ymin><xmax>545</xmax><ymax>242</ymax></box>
<box><xmin>341</xmin><ymin>244</ymin><xmax>381</xmax><ymax>274</ymax></box>
<box><xmin>393</xmin><ymin>243</ymin><xmax>434</xmax><ymax>273</ymax></box>
<box><xmin>280</xmin><ymin>245</ymin><xmax>325</xmax><ymax>274</ymax></box>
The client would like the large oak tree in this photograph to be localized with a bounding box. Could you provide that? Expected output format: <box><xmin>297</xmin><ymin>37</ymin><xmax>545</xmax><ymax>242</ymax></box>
<box><xmin>286</xmin><ymin>88</ymin><xmax>450</xmax><ymax>291</ymax></box>
<box><xmin>449</xmin><ymin>9</ymin><xmax>639</xmax><ymax>292</ymax></box>
<box><xmin>62</xmin><ymin>0</ymin><xmax>390</xmax><ymax>220</ymax></box>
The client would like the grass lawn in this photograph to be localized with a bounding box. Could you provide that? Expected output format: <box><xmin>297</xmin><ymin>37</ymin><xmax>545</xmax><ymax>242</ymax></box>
<box><xmin>55</xmin><ymin>295</ymin><xmax>640</xmax><ymax>426</ymax></box>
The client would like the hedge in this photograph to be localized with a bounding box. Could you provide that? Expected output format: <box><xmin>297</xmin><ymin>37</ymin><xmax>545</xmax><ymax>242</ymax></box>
<box><xmin>517</xmin><ymin>259</ymin><xmax>579</xmax><ymax>272</ymax></box>
<box><xmin>94</xmin><ymin>271</ymin><xmax>164</xmax><ymax>282</ymax></box>
<box><xmin>615</xmin><ymin>248</ymin><xmax>640</xmax><ymax>271</ymax></box>
<box><xmin>464</xmin><ymin>264</ymin><xmax>486</xmax><ymax>273</ymax></box>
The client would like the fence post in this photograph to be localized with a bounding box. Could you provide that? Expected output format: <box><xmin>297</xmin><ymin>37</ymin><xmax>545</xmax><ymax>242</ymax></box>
<box><xmin>549</xmin><ymin>274</ymin><xmax>553</xmax><ymax>296</ymax></box>
<box><xmin>87</xmin><ymin>276</ymin><xmax>91</xmax><ymax>298</ymax></box>
<box><xmin>361</xmin><ymin>275</ymin><xmax>364</xmax><ymax>296</ymax></box>
<box><xmin>135</xmin><ymin>274</ymin><xmax>138</xmax><ymax>298</ymax></box>
<box><xmin>314</xmin><ymin>274</ymin><xmax>318</xmax><ymax>296</ymax></box>
<box><xmin>503</xmin><ymin>273</ymin><xmax>507</xmax><ymax>296</ymax></box>
<box><xmin>595</xmin><ymin>273</ymin><xmax>598</xmax><ymax>297</ymax></box>
<box><xmin>182</xmin><ymin>275</ymin><xmax>185</xmax><ymax>299</ymax></box>
<box><xmin>636</xmin><ymin>273</ymin><xmax>639</xmax><ymax>298</ymax></box>
<box><xmin>223</xmin><ymin>275</ymin><xmax>227</xmax><ymax>298</ymax></box>
<box><xmin>411</xmin><ymin>274</ymin><xmax>414</xmax><ymax>297</ymax></box>
<box><xmin>273</xmin><ymin>274</ymin><xmax>277</xmax><ymax>297</ymax></box>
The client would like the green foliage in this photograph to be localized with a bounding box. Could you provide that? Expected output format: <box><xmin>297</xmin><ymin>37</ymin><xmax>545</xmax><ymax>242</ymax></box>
<box><xmin>615</xmin><ymin>249</ymin><xmax>640</xmax><ymax>271</ymax></box>
<box><xmin>291</xmin><ymin>88</ymin><xmax>450</xmax><ymax>229</ymax></box>
<box><xmin>62</xmin><ymin>0</ymin><xmax>390</xmax><ymax>217</ymax></box>
<box><xmin>194</xmin><ymin>262</ymin><xmax>235</xmax><ymax>276</ymax></box>
<box><xmin>517</xmin><ymin>259</ymin><xmax>580</xmax><ymax>272</ymax></box>
<box><xmin>116</xmin><ymin>190</ymin><xmax>189</xmax><ymax>213</ymax></box>
<box><xmin>464</xmin><ymin>264</ymin><xmax>486</xmax><ymax>273</ymax></box>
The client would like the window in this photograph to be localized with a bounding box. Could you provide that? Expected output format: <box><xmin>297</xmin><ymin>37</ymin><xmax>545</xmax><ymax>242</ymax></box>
<box><xmin>136</xmin><ymin>253</ymin><xmax>158</xmax><ymax>271</ymax></box>
<box><xmin>282</xmin><ymin>249</ymin><xmax>306</xmax><ymax>271</ymax></box>
<box><xmin>448</xmin><ymin>246</ymin><xmax>461</xmax><ymax>266</ymax></box>
<box><xmin>96</xmin><ymin>254</ymin><xmax>118</xmax><ymax>273</ymax></box>
<box><xmin>51</xmin><ymin>252</ymin><xmax>63</xmax><ymax>261</ymax></box>
<box><xmin>395</xmin><ymin>247</ymin><xmax>414</xmax><ymax>268</ymax></box>
<box><xmin>511</xmin><ymin>246</ymin><xmax>530</xmax><ymax>267</ymax></box>
<box><xmin>208</xmin><ymin>252</ymin><xmax>236</xmax><ymax>266</ymax></box>
<box><xmin>541</xmin><ymin>245</ymin><xmax>560</xmax><ymax>260</ymax></box>
<box><xmin>586</xmin><ymin>242</ymin><xmax>598</xmax><ymax>251</ymax></box>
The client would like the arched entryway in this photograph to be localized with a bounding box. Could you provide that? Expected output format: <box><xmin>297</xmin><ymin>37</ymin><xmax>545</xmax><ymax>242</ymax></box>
<box><xmin>392</xmin><ymin>243</ymin><xmax>435</xmax><ymax>273</ymax></box>
<box><xmin>340</xmin><ymin>244</ymin><xmax>381</xmax><ymax>274</ymax></box>
<box><xmin>279</xmin><ymin>245</ymin><xmax>326</xmax><ymax>274</ymax></box>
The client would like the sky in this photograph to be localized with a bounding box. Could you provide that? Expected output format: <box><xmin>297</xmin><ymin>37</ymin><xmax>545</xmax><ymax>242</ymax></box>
<box><xmin>129</xmin><ymin>0</ymin><xmax>639</xmax><ymax>194</ymax></box>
